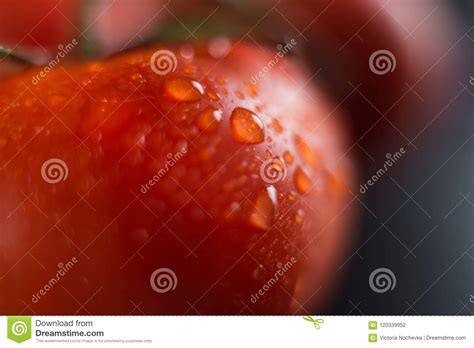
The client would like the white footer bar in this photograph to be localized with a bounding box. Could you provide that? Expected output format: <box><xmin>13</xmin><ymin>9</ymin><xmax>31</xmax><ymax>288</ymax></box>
<box><xmin>1</xmin><ymin>316</ymin><xmax>472</xmax><ymax>347</ymax></box>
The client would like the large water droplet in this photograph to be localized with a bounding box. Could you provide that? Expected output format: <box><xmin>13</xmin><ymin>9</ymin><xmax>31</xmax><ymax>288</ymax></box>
<box><xmin>230</xmin><ymin>107</ymin><xmax>265</xmax><ymax>144</ymax></box>
<box><xmin>249</xmin><ymin>186</ymin><xmax>277</xmax><ymax>230</ymax></box>
<box><xmin>163</xmin><ymin>77</ymin><xmax>204</xmax><ymax>102</ymax></box>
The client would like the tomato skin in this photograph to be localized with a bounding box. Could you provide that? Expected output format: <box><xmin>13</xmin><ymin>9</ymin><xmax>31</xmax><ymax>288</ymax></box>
<box><xmin>0</xmin><ymin>42</ymin><xmax>354</xmax><ymax>314</ymax></box>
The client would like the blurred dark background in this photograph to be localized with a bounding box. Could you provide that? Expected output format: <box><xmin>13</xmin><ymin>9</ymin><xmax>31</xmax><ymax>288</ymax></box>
<box><xmin>331</xmin><ymin>0</ymin><xmax>473</xmax><ymax>315</ymax></box>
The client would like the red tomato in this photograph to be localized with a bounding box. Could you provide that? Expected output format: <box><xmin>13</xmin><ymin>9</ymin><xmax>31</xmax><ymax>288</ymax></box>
<box><xmin>0</xmin><ymin>42</ymin><xmax>355</xmax><ymax>314</ymax></box>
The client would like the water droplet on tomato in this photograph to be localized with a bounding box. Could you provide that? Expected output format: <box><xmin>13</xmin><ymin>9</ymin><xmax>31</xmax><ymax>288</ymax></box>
<box><xmin>235</xmin><ymin>91</ymin><xmax>244</xmax><ymax>100</ymax></box>
<box><xmin>230</xmin><ymin>107</ymin><xmax>265</xmax><ymax>144</ymax></box>
<box><xmin>131</xmin><ymin>73</ymin><xmax>144</xmax><ymax>81</ymax></box>
<box><xmin>180</xmin><ymin>45</ymin><xmax>194</xmax><ymax>59</ymax></box>
<box><xmin>163</xmin><ymin>77</ymin><xmax>204</xmax><ymax>102</ymax></box>
<box><xmin>224</xmin><ymin>201</ymin><xmax>240</xmax><ymax>220</ymax></box>
<box><xmin>249</xmin><ymin>186</ymin><xmax>278</xmax><ymax>230</ymax></box>
<box><xmin>295</xmin><ymin>209</ymin><xmax>305</xmax><ymax>224</ymax></box>
<box><xmin>207</xmin><ymin>90</ymin><xmax>221</xmax><ymax>101</ymax></box>
<box><xmin>208</xmin><ymin>37</ymin><xmax>231</xmax><ymax>58</ymax></box>
<box><xmin>183</xmin><ymin>64</ymin><xmax>195</xmax><ymax>75</ymax></box>
<box><xmin>294</xmin><ymin>167</ymin><xmax>311</xmax><ymax>194</ymax></box>
<box><xmin>287</xmin><ymin>191</ymin><xmax>295</xmax><ymax>201</ymax></box>
<box><xmin>272</xmin><ymin>119</ymin><xmax>283</xmax><ymax>133</ymax></box>
<box><xmin>295</xmin><ymin>135</ymin><xmax>318</xmax><ymax>167</ymax></box>
<box><xmin>264</xmin><ymin>149</ymin><xmax>272</xmax><ymax>159</ymax></box>
<box><xmin>196</xmin><ymin>106</ymin><xmax>222</xmax><ymax>132</ymax></box>
<box><xmin>283</xmin><ymin>151</ymin><xmax>294</xmax><ymax>164</ymax></box>
<box><xmin>246</xmin><ymin>84</ymin><xmax>258</xmax><ymax>97</ymax></box>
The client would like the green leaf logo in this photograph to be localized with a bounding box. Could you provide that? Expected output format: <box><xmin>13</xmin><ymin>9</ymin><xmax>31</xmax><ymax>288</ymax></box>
<box><xmin>7</xmin><ymin>316</ymin><xmax>32</xmax><ymax>343</ymax></box>
<box><xmin>303</xmin><ymin>315</ymin><xmax>324</xmax><ymax>330</ymax></box>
